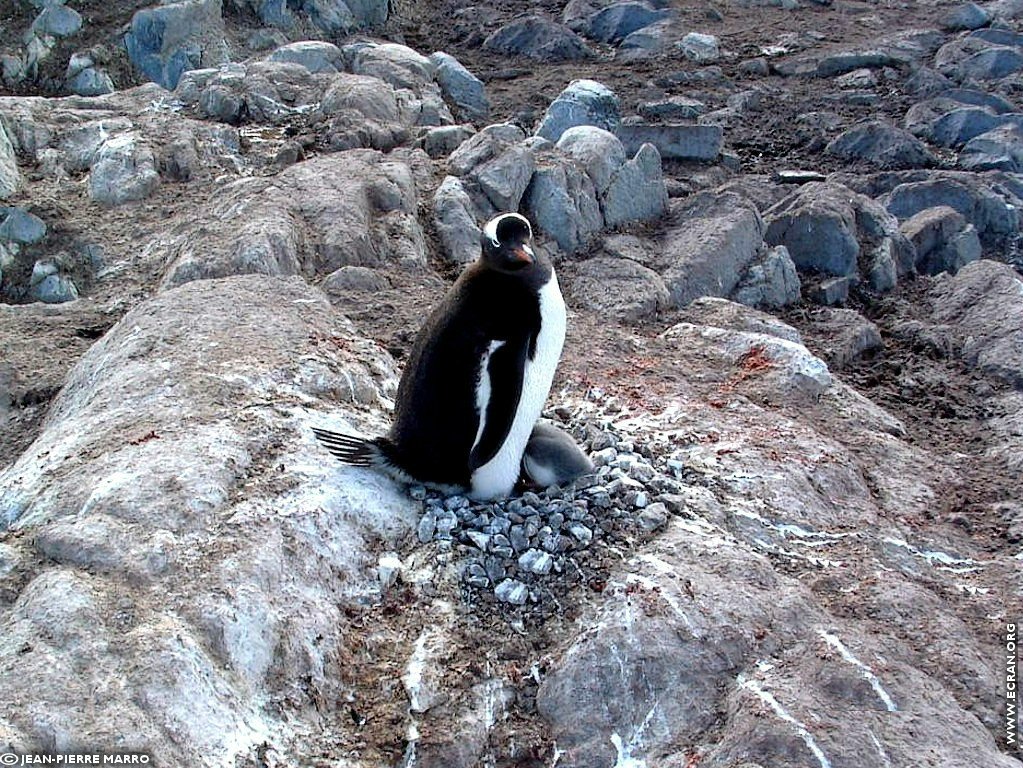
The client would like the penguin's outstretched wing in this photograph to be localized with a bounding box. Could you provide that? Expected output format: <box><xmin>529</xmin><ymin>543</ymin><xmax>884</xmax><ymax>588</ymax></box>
<box><xmin>468</xmin><ymin>333</ymin><xmax>529</xmax><ymax>472</ymax></box>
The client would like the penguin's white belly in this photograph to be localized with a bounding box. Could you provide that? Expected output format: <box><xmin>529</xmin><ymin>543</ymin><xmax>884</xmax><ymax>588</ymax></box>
<box><xmin>469</xmin><ymin>275</ymin><xmax>566</xmax><ymax>500</ymax></box>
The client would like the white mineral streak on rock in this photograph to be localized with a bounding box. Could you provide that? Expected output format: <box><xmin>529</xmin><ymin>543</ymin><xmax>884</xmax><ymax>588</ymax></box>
<box><xmin>819</xmin><ymin>631</ymin><xmax>898</xmax><ymax>712</ymax></box>
<box><xmin>739</xmin><ymin>675</ymin><xmax>833</xmax><ymax>768</ymax></box>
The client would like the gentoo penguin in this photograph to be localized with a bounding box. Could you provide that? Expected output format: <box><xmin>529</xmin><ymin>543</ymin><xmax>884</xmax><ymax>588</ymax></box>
<box><xmin>312</xmin><ymin>212</ymin><xmax>567</xmax><ymax>501</ymax></box>
<box><xmin>521</xmin><ymin>421</ymin><xmax>595</xmax><ymax>488</ymax></box>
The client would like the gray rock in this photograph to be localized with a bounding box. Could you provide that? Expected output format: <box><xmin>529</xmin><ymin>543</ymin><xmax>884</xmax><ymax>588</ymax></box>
<box><xmin>88</xmin><ymin>134</ymin><xmax>160</xmax><ymax>205</ymax></box>
<box><xmin>825</xmin><ymin>120</ymin><xmax>938</xmax><ymax>170</ymax></box>
<box><xmin>160</xmin><ymin>153</ymin><xmax>425</xmax><ymax>285</ymax></box>
<box><xmin>661</xmin><ymin>192</ymin><xmax>766</xmax><ymax>307</ymax></box>
<box><xmin>960</xmin><ymin>123</ymin><xmax>1023</xmax><ymax>171</ymax></box>
<box><xmin>616</xmin><ymin>121</ymin><xmax>723</xmax><ymax>161</ymax></box>
<box><xmin>602</xmin><ymin>143</ymin><xmax>668</xmax><ymax>227</ymax></box>
<box><xmin>420</xmin><ymin>124</ymin><xmax>475</xmax><ymax>158</ymax></box>
<box><xmin>321</xmin><ymin>265</ymin><xmax>390</xmax><ymax>295</ymax></box>
<box><xmin>522</xmin><ymin>155</ymin><xmax>602</xmax><ymax>253</ymax></box>
<box><xmin>473</xmin><ymin>144</ymin><xmax>535</xmax><ymax>212</ymax></box>
<box><xmin>67</xmin><ymin>67</ymin><xmax>115</xmax><ymax>96</ymax></box>
<box><xmin>31</xmin><ymin>5</ymin><xmax>82</xmax><ymax>37</ymax></box>
<box><xmin>816</xmin><ymin>50</ymin><xmax>902</xmax><ymax>78</ymax></box>
<box><xmin>304</xmin><ymin>0</ymin><xmax>358</xmax><ymax>33</ymax></box>
<box><xmin>568</xmin><ymin>256</ymin><xmax>670</xmax><ymax>321</ymax></box>
<box><xmin>808</xmin><ymin>275</ymin><xmax>852</xmax><ymax>305</ymax></box>
<box><xmin>957</xmin><ymin>45</ymin><xmax>1023</xmax><ymax>80</ymax></box>
<box><xmin>29</xmin><ymin>267</ymin><xmax>78</xmax><ymax>304</ymax></box>
<box><xmin>433</xmin><ymin>176</ymin><xmax>481</xmax><ymax>265</ymax></box>
<box><xmin>536</xmin><ymin>80</ymin><xmax>621</xmax><ymax>143</ymax></box>
<box><xmin>0</xmin><ymin>124</ymin><xmax>20</xmax><ymax>200</ymax></box>
<box><xmin>494</xmin><ymin>578</ymin><xmax>529</xmax><ymax>605</ymax></box>
<box><xmin>585</xmin><ymin>2</ymin><xmax>672</xmax><ymax>43</ymax></box>
<box><xmin>268</xmin><ymin>41</ymin><xmax>344</xmax><ymax>73</ymax></box>
<box><xmin>518</xmin><ymin>548</ymin><xmax>554</xmax><ymax>575</ymax></box>
<box><xmin>900</xmin><ymin>206</ymin><xmax>981</xmax><ymax>275</ymax></box>
<box><xmin>739</xmin><ymin>56</ymin><xmax>771</xmax><ymax>76</ymax></box>
<box><xmin>448</xmin><ymin>123</ymin><xmax>526</xmax><ymax>176</ymax></box>
<box><xmin>805</xmin><ymin>307</ymin><xmax>884</xmax><ymax>368</ymax></box>
<box><xmin>637</xmin><ymin>501</ymin><xmax>668</xmax><ymax>531</ymax></box>
<box><xmin>679</xmin><ymin>32</ymin><xmax>721</xmax><ymax>63</ymax></box>
<box><xmin>638</xmin><ymin>96</ymin><xmax>707</xmax><ymax>121</ymax></box>
<box><xmin>731</xmin><ymin>245</ymin><xmax>801</xmax><ymax>309</ymax></box>
<box><xmin>943</xmin><ymin>2</ymin><xmax>992</xmax><ymax>30</ymax></box>
<box><xmin>125</xmin><ymin>0</ymin><xmax>229</xmax><ymax>90</ymax></box>
<box><xmin>2</xmin><ymin>54</ymin><xmax>26</xmax><ymax>86</ymax></box>
<box><xmin>0</xmin><ymin>209</ymin><xmax>46</xmax><ymax>244</ymax></box>
<box><xmin>320</xmin><ymin>72</ymin><xmax>411</xmax><ymax>151</ymax></box>
<box><xmin>346</xmin><ymin>42</ymin><xmax>435</xmax><ymax>90</ymax></box>
<box><xmin>678</xmin><ymin>296</ymin><xmax>804</xmax><ymax>343</ymax></box>
<box><xmin>928</xmin><ymin>259</ymin><xmax>1023</xmax><ymax>386</ymax></box>
<box><xmin>916</xmin><ymin>105</ymin><xmax>1009</xmax><ymax>147</ymax></box>
<box><xmin>764</xmin><ymin>183</ymin><xmax>861</xmax><ymax>276</ymax></box>
<box><xmin>616</xmin><ymin>19</ymin><xmax>675</xmax><ymax>60</ymax></box>
<box><xmin>555</xmin><ymin>126</ymin><xmax>627</xmax><ymax>195</ymax></box>
<box><xmin>483</xmin><ymin>16</ymin><xmax>596</xmax><ymax>62</ymax></box>
<box><xmin>429</xmin><ymin>51</ymin><xmax>489</xmax><ymax>123</ymax></box>
<box><xmin>883</xmin><ymin>176</ymin><xmax>1019</xmax><ymax>242</ymax></box>
<box><xmin>0</xmin><ymin>275</ymin><xmax>416</xmax><ymax>763</ymax></box>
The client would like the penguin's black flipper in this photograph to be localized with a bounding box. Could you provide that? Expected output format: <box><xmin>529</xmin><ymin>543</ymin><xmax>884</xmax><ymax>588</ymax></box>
<box><xmin>468</xmin><ymin>334</ymin><xmax>529</xmax><ymax>472</ymax></box>
<box><xmin>312</xmin><ymin>427</ymin><xmax>382</xmax><ymax>467</ymax></box>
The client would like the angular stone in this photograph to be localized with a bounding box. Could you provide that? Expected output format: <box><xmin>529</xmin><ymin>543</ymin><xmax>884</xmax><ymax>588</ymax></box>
<box><xmin>88</xmin><ymin>134</ymin><xmax>160</xmax><ymax>206</ymax></box>
<box><xmin>900</xmin><ymin>206</ymin><xmax>981</xmax><ymax>275</ymax></box>
<box><xmin>433</xmin><ymin>175</ymin><xmax>481</xmax><ymax>265</ymax></box>
<box><xmin>31</xmin><ymin>5</ymin><xmax>82</xmax><ymax>37</ymax></box>
<box><xmin>421</xmin><ymin>125</ymin><xmax>475</xmax><ymax>158</ymax></box>
<box><xmin>679</xmin><ymin>32</ymin><xmax>721</xmax><ymax>63</ymax></box>
<box><xmin>816</xmin><ymin>50</ymin><xmax>902</xmax><ymax>77</ymax></box>
<box><xmin>555</xmin><ymin>126</ymin><xmax>626</xmax><ymax>195</ymax></box>
<box><xmin>67</xmin><ymin>67</ymin><xmax>115</xmax><ymax>96</ymax></box>
<box><xmin>731</xmin><ymin>245</ymin><xmax>801</xmax><ymax>309</ymax></box>
<box><xmin>764</xmin><ymin>183</ymin><xmax>861</xmax><ymax>276</ymax></box>
<box><xmin>616</xmin><ymin>121</ymin><xmax>722</xmax><ymax>161</ymax></box>
<box><xmin>0</xmin><ymin>124</ymin><xmax>20</xmax><ymax>200</ymax></box>
<box><xmin>483</xmin><ymin>16</ymin><xmax>596</xmax><ymax>62</ymax></box>
<box><xmin>268</xmin><ymin>41</ymin><xmax>344</xmax><ymax>73</ymax></box>
<box><xmin>585</xmin><ymin>2</ymin><xmax>672</xmax><ymax>43</ymax></box>
<box><xmin>125</xmin><ymin>0</ymin><xmax>229</xmax><ymax>90</ymax></box>
<box><xmin>960</xmin><ymin>123</ymin><xmax>1023</xmax><ymax>172</ymax></box>
<box><xmin>473</xmin><ymin>144</ymin><xmax>535</xmax><ymax>212</ymax></box>
<box><xmin>942</xmin><ymin>2</ymin><xmax>991</xmax><ymax>31</ymax></box>
<box><xmin>883</xmin><ymin>177</ymin><xmax>1019</xmax><ymax>242</ymax></box>
<box><xmin>429</xmin><ymin>51</ymin><xmax>489</xmax><ymax>123</ymax></box>
<box><xmin>638</xmin><ymin>97</ymin><xmax>707</xmax><ymax>121</ymax></box>
<box><xmin>808</xmin><ymin>275</ymin><xmax>852</xmax><ymax>305</ymax></box>
<box><xmin>448</xmin><ymin>123</ymin><xmax>526</xmax><ymax>176</ymax></box>
<box><xmin>536</xmin><ymin>80</ymin><xmax>621</xmax><ymax>143</ymax></box>
<box><xmin>825</xmin><ymin>120</ymin><xmax>937</xmax><ymax>170</ymax></box>
<box><xmin>661</xmin><ymin>192</ymin><xmax>766</xmax><ymax>307</ymax></box>
<box><xmin>0</xmin><ymin>209</ymin><xmax>46</xmax><ymax>244</ymax></box>
<box><xmin>602</xmin><ymin>143</ymin><xmax>668</xmax><ymax>227</ymax></box>
<box><xmin>616</xmin><ymin>19</ymin><xmax>675</xmax><ymax>60</ymax></box>
<box><xmin>522</xmin><ymin>156</ymin><xmax>602</xmax><ymax>253</ymax></box>
<box><xmin>568</xmin><ymin>256</ymin><xmax>670</xmax><ymax>321</ymax></box>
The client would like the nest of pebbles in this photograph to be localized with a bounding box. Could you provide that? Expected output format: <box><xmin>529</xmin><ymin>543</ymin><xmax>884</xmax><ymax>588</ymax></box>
<box><xmin>412</xmin><ymin>416</ymin><xmax>693</xmax><ymax>607</ymax></box>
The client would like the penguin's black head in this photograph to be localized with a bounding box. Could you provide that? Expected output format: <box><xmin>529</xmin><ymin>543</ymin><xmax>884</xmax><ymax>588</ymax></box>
<box><xmin>481</xmin><ymin>213</ymin><xmax>537</xmax><ymax>274</ymax></box>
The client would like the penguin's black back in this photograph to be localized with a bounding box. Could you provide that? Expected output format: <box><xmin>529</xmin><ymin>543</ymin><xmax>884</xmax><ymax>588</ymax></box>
<box><xmin>386</xmin><ymin>261</ymin><xmax>547</xmax><ymax>486</ymax></box>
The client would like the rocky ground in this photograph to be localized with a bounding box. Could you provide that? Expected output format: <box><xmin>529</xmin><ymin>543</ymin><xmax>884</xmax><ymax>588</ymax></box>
<box><xmin>2</xmin><ymin>0</ymin><xmax>1023</xmax><ymax>767</ymax></box>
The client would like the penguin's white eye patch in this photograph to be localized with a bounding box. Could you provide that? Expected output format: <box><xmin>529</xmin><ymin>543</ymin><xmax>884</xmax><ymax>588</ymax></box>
<box><xmin>523</xmin><ymin>244</ymin><xmax>534</xmax><ymax>257</ymax></box>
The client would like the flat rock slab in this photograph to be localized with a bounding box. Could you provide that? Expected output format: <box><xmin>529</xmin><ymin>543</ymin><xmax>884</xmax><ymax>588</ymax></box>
<box><xmin>616</xmin><ymin>121</ymin><xmax>722</xmax><ymax>160</ymax></box>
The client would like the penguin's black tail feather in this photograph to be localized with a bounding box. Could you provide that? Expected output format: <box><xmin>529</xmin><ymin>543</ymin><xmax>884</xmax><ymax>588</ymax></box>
<box><xmin>311</xmin><ymin>427</ymin><xmax>383</xmax><ymax>467</ymax></box>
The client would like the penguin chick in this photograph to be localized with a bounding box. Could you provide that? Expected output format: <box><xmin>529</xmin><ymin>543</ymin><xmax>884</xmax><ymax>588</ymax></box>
<box><xmin>313</xmin><ymin>212</ymin><xmax>566</xmax><ymax>501</ymax></box>
<box><xmin>521</xmin><ymin>421</ymin><xmax>595</xmax><ymax>488</ymax></box>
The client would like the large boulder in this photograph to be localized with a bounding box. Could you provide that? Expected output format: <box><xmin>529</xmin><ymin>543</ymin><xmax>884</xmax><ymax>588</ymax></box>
<box><xmin>483</xmin><ymin>16</ymin><xmax>596</xmax><ymax>61</ymax></box>
<box><xmin>0</xmin><ymin>275</ymin><xmax>416</xmax><ymax>764</ymax></box>
<box><xmin>159</xmin><ymin>151</ymin><xmax>426</xmax><ymax>286</ymax></box>
<box><xmin>899</xmin><ymin>205</ymin><xmax>982</xmax><ymax>274</ymax></box>
<box><xmin>927</xmin><ymin>259</ymin><xmax>1023</xmax><ymax>387</ymax></box>
<box><xmin>429</xmin><ymin>52</ymin><xmax>489</xmax><ymax>124</ymax></box>
<box><xmin>582</xmin><ymin>2</ymin><xmax>673</xmax><ymax>43</ymax></box>
<box><xmin>125</xmin><ymin>0</ymin><xmax>230</xmax><ymax>90</ymax></box>
<box><xmin>660</xmin><ymin>191</ymin><xmax>767</xmax><ymax>307</ymax></box>
<box><xmin>268</xmin><ymin>40</ymin><xmax>344</xmax><ymax>73</ymax></box>
<box><xmin>433</xmin><ymin>175</ymin><xmax>481</xmax><ymax>264</ymax></box>
<box><xmin>536</xmin><ymin>80</ymin><xmax>622</xmax><ymax>143</ymax></box>
<box><xmin>523</xmin><ymin>153</ymin><xmax>603</xmax><ymax>253</ymax></box>
<box><xmin>88</xmin><ymin>134</ymin><xmax>161</xmax><ymax>206</ymax></box>
<box><xmin>765</xmin><ymin>182</ymin><xmax>915</xmax><ymax>291</ymax></box>
<box><xmin>565</xmin><ymin>255</ymin><xmax>670</xmax><ymax>321</ymax></box>
<box><xmin>601</xmin><ymin>143</ymin><xmax>668</xmax><ymax>227</ymax></box>
<box><xmin>882</xmin><ymin>175</ymin><xmax>1020</xmax><ymax>242</ymax></box>
<box><xmin>825</xmin><ymin>120</ymin><xmax>938</xmax><ymax>170</ymax></box>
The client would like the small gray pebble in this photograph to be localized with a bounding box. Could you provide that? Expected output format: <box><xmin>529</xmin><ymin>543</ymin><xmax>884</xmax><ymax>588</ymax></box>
<box><xmin>489</xmin><ymin>534</ymin><xmax>514</xmax><ymax>559</ymax></box>
<box><xmin>484</xmin><ymin>556</ymin><xmax>507</xmax><ymax>582</ymax></box>
<box><xmin>464</xmin><ymin>562</ymin><xmax>490</xmax><ymax>589</ymax></box>
<box><xmin>417</xmin><ymin>513</ymin><xmax>437</xmax><ymax>543</ymax></box>
<box><xmin>510</xmin><ymin>525</ymin><xmax>530</xmax><ymax>553</ymax></box>
<box><xmin>566</xmin><ymin>522</ymin><xmax>593</xmax><ymax>546</ymax></box>
<box><xmin>495</xmin><ymin>578</ymin><xmax>529</xmax><ymax>605</ymax></box>
<box><xmin>518</xmin><ymin>548</ymin><xmax>554</xmax><ymax>575</ymax></box>
<box><xmin>466</xmin><ymin>530</ymin><xmax>491</xmax><ymax>551</ymax></box>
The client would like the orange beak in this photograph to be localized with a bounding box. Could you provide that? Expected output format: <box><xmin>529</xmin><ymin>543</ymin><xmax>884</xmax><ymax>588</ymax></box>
<box><xmin>511</xmin><ymin>246</ymin><xmax>533</xmax><ymax>264</ymax></box>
